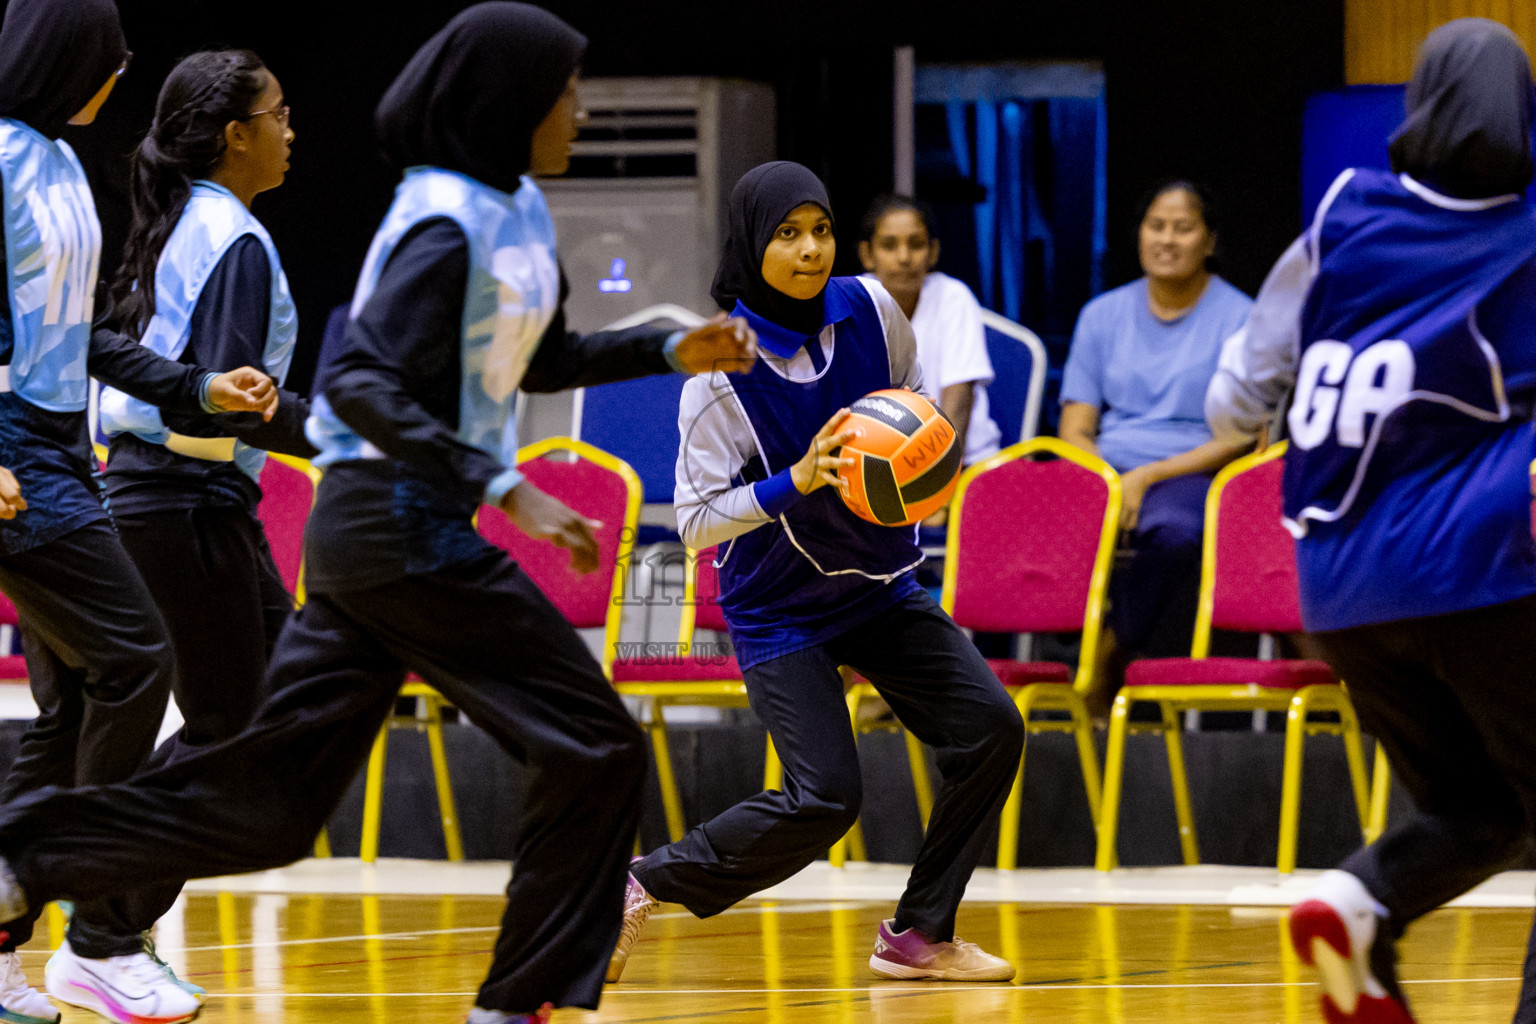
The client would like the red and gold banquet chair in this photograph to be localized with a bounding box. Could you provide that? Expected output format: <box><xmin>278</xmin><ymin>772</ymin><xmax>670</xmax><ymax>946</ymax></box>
<box><xmin>837</xmin><ymin>436</ymin><xmax>1118</xmax><ymax>867</ymax></box>
<box><xmin>359</xmin><ymin>437</ymin><xmax>640</xmax><ymax>862</ymax></box>
<box><xmin>1093</xmin><ymin>442</ymin><xmax>1372</xmax><ymax>873</ymax></box>
<box><xmin>608</xmin><ymin>545</ymin><xmax>794</xmax><ymax>847</ymax></box>
<box><xmin>908</xmin><ymin>436</ymin><xmax>1121</xmax><ymax>869</ymax></box>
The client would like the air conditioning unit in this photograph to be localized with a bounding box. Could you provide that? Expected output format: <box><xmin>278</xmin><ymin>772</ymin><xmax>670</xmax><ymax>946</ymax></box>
<box><xmin>541</xmin><ymin>77</ymin><xmax>776</xmax><ymax>334</ymax></box>
<box><xmin>520</xmin><ymin>78</ymin><xmax>775</xmax><ymax>448</ymax></box>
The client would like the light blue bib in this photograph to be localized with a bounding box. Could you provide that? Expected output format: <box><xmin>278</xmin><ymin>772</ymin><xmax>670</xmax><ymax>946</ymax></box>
<box><xmin>0</xmin><ymin>119</ymin><xmax>101</xmax><ymax>412</ymax></box>
<box><xmin>98</xmin><ymin>181</ymin><xmax>297</xmax><ymax>479</ymax></box>
<box><xmin>308</xmin><ymin>167</ymin><xmax>559</xmax><ymax>471</ymax></box>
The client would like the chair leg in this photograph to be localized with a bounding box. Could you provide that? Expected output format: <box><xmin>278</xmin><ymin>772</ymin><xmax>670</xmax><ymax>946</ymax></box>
<box><xmin>423</xmin><ymin>698</ymin><xmax>464</xmax><ymax>861</ymax></box>
<box><xmin>1337</xmin><ymin>695</ymin><xmax>1372</xmax><ymax>840</ymax></box>
<box><xmin>1066</xmin><ymin>689</ymin><xmax>1104</xmax><ymax>829</ymax></box>
<box><xmin>1094</xmin><ymin>693</ymin><xmax>1133</xmax><ymax>871</ymax></box>
<box><xmin>1278</xmin><ymin>689</ymin><xmax>1313</xmax><ymax>874</ymax></box>
<box><xmin>45</xmin><ymin>902</ymin><xmax>65</xmax><ymax>945</ymax></box>
<box><xmin>763</xmin><ymin>734</ymin><xmax>783</xmax><ymax>791</ymax></box>
<box><xmin>846</xmin><ymin>820</ymin><xmax>868</xmax><ymax>862</ymax></box>
<box><xmin>648</xmin><ymin>706</ymin><xmax>686</xmax><ymax>843</ymax></box>
<box><xmin>360</xmin><ymin>725</ymin><xmax>389</xmax><ymax>864</ymax></box>
<box><xmin>1366</xmin><ymin>744</ymin><xmax>1392</xmax><ymax>845</ymax></box>
<box><xmin>1160</xmin><ymin>703</ymin><xmax>1199</xmax><ymax>866</ymax></box>
<box><xmin>904</xmin><ymin>729</ymin><xmax>934</xmax><ymax>828</ymax></box>
<box><xmin>996</xmin><ymin>689</ymin><xmax>1030</xmax><ymax>872</ymax></box>
<box><xmin>313</xmin><ymin>828</ymin><xmax>332</xmax><ymax>859</ymax></box>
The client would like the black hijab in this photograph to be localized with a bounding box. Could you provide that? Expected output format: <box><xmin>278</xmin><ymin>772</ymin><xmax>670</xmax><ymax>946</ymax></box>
<box><xmin>376</xmin><ymin>2</ymin><xmax>587</xmax><ymax>194</ymax></box>
<box><xmin>1389</xmin><ymin>18</ymin><xmax>1534</xmax><ymax>199</ymax></box>
<box><xmin>0</xmin><ymin>0</ymin><xmax>125</xmax><ymax>140</ymax></box>
<box><xmin>711</xmin><ymin>161</ymin><xmax>834</xmax><ymax>336</ymax></box>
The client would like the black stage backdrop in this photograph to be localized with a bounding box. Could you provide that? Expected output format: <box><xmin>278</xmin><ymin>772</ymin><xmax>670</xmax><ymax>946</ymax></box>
<box><xmin>62</xmin><ymin>1</ymin><xmax>1343</xmax><ymax>392</ymax></box>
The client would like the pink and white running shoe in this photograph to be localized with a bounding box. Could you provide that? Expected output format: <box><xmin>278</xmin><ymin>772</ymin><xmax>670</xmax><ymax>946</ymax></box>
<box><xmin>868</xmin><ymin>919</ymin><xmax>1015</xmax><ymax>982</ymax></box>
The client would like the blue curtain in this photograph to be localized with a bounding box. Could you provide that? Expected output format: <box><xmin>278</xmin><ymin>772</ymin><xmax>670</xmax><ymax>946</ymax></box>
<box><xmin>918</xmin><ymin>64</ymin><xmax>1107</xmax><ymax>433</ymax></box>
<box><xmin>923</xmin><ymin>66</ymin><xmax>1106</xmax><ymax>337</ymax></box>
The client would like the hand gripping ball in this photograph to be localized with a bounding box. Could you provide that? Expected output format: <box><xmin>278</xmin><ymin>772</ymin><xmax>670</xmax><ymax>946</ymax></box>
<box><xmin>835</xmin><ymin>389</ymin><xmax>963</xmax><ymax>526</ymax></box>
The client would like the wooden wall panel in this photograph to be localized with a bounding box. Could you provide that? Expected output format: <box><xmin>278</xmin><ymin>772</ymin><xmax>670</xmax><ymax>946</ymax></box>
<box><xmin>1346</xmin><ymin>0</ymin><xmax>1536</xmax><ymax>83</ymax></box>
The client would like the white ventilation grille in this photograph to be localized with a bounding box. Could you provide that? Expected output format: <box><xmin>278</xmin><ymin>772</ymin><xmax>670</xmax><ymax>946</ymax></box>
<box><xmin>568</xmin><ymin>105</ymin><xmax>700</xmax><ymax>180</ymax></box>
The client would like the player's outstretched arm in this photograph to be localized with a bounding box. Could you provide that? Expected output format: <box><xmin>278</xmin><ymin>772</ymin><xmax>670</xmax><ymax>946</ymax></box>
<box><xmin>521</xmin><ymin>271</ymin><xmax>757</xmax><ymax>393</ymax></box>
<box><xmin>668</xmin><ymin>316</ymin><xmax>758</xmax><ymax>375</ymax></box>
<box><xmin>1206</xmin><ymin>234</ymin><xmax>1313</xmax><ymax>443</ymax></box>
<box><xmin>499</xmin><ymin>479</ymin><xmax>602</xmax><ymax>575</ymax></box>
<box><xmin>87</xmin><ymin>324</ymin><xmax>273</xmax><ymax>418</ymax></box>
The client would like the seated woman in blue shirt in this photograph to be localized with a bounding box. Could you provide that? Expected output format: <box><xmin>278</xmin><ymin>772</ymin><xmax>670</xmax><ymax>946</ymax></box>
<box><xmin>1058</xmin><ymin>181</ymin><xmax>1253</xmax><ymax>707</ymax></box>
<box><xmin>609</xmin><ymin>161</ymin><xmax>1023</xmax><ymax>986</ymax></box>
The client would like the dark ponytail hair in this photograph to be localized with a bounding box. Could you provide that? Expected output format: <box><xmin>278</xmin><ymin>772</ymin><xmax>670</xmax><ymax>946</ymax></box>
<box><xmin>110</xmin><ymin>49</ymin><xmax>268</xmax><ymax>336</ymax></box>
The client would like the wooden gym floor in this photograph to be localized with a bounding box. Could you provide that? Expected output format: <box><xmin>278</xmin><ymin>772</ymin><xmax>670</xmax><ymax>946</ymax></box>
<box><xmin>20</xmin><ymin>862</ymin><xmax>1534</xmax><ymax>1023</ymax></box>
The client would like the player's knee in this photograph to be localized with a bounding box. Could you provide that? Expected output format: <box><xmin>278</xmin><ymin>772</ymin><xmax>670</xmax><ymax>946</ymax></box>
<box><xmin>798</xmin><ymin>774</ymin><xmax>863</xmax><ymax>843</ymax></box>
<box><xmin>551</xmin><ymin>714</ymin><xmax>647</xmax><ymax>789</ymax></box>
<box><xmin>86</xmin><ymin>648</ymin><xmax>172</xmax><ymax>705</ymax></box>
<box><xmin>984</xmin><ymin>697</ymin><xmax>1026</xmax><ymax>760</ymax></box>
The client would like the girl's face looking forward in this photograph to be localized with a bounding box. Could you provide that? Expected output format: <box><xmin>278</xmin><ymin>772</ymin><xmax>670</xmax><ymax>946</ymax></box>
<box><xmin>858</xmin><ymin>207</ymin><xmax>937</xmax><ymax>296</ymax></box>
<box><xmin>1137</xmin><ymin>187</ymin><xmax>1214</xmax><ymax>286</ymax></box>
<box><xmin>760</xmin><ymin>203</ymin><xmax>834</xmax><ymax>300</ymax></box>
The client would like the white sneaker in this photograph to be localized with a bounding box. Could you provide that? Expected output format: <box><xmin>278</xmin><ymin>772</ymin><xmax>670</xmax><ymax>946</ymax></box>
<box><xmin>0</xmin><ymin>952</ymin><xmax>58</xmax><ymax>1024</ymax></box>
<box><xmin>44</xmin><ymin>940</ymin><xmax>200</xmax><ymax>1024</ymax></box>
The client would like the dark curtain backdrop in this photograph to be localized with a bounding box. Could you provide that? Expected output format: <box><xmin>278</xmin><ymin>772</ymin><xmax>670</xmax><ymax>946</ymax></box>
<box><xmin>36</xmin><ymin>0</ymin><xmax>1342</xmax><ymax>393</ymax></box>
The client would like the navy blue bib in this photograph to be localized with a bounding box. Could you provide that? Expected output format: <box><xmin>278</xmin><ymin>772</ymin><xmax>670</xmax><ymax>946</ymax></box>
<box><xmin>715</xmin><ymin>277</ymin><xmax>922</xmax><ymax>665</ymax></box>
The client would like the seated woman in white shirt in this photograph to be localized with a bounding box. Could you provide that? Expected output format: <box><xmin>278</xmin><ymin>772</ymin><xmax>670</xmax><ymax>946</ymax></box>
<box><xmin>859</xmin><ymin>194</ymin><xmax>1000</xmax><ymax>529</ymax></box>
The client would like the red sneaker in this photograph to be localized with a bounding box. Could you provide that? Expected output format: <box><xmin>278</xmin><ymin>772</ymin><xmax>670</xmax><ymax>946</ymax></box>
<box><xmin>1288</xmin><ymin>871</ymin><xmax>1415</xmax><ymax>1024</ymax></box>
<box><xmin>465</xmin><ymin>1002</ymin><xmax>552</xmax><ymax>1024</ymax></box>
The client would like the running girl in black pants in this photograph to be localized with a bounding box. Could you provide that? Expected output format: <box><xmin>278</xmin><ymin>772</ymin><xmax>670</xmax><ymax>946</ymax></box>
<box><xmin>0</xmin><ymin>5</ymin><xmax>755</xmax><ymax>1023</ymax></box>
<box><xmin>1208</xmin><ymin>19</ymin><xmax>1536</xmax><ymax>1024</ymax></box>
<box><xmin>38</xmin><ymin>48</ymin><xmax>320</xmax><ymax>1021</ymax></box>
<box><xmin>0</xmin><ymin>2</ymin><xmax>279</xmax><ymax>1022</ymax></box>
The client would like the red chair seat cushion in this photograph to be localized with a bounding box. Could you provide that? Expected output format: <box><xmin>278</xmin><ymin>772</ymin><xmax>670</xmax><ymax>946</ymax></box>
<box><xmin>851</xmin><ymin>661</ymin><xmax>1071</xmax><ymax>691</ymax></box>
<box><xmin>611</xmin><ymin>654</ymin><xmax>743</xmax><ymax>683</ymax></box>
<box><xmin>0</xmin><ymin>655</ymin><xmax>24</xmax><ymax>681</ymax></box>
<box><xmin>1125</xmin><ymin>656</ymin><xmax>1337</xmax><ymax>690</ymax></box>
<box><xmin>986</xmin><ymin>659</ymin><xmax>1073</xmax><ymax>687</ymax></box>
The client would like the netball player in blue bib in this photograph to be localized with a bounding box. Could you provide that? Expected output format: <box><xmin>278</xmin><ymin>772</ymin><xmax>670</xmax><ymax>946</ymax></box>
<box><xmin>0</xmin><ymin>6</ymin><xmax>754</xmax><ymax>1023</ymax></box>
<box><xmin>97</xmin><ymin>49</ymin><xmax>311</xmax><ymax>750</ymax></box>
<box><xmin>1208</xmin><ymin>20</ymin><xmax>1536</xmax><ymax>1024</ymax></box>
<box><xmin>607</xmin><ymin>162</ymin><xmax>1023</xmax><ymax>985</ymax></box>
<box><xmin>29</xmin><ymin>49</ymin><xmax>315</xmax><ymax>1021</ymax></box>
<box><xmin>0</xmin><ymin>3</ymin><xmax>281</xmax><ymax>1022</ymax></box>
